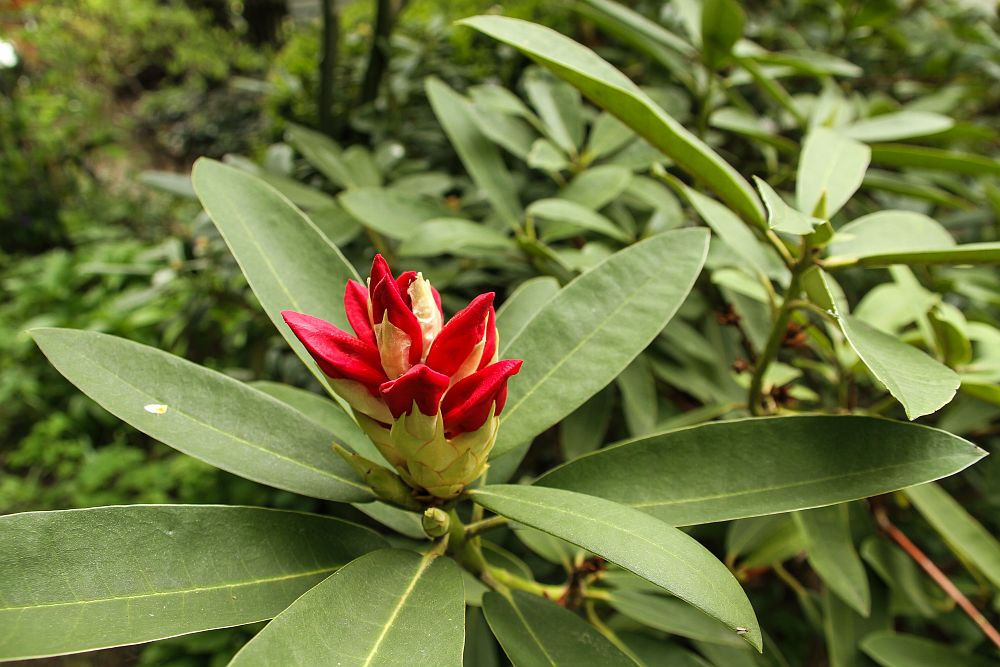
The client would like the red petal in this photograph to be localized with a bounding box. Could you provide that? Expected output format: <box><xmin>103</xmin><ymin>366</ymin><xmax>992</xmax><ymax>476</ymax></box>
<box><xmin>395</xmin><ymin>271</ymin><xmax>417</xmax><ymax>308</ymax></box>
<box><xmin>369</xmin><ymin>254</ymin><xmax>394</xmax><ymax>291</ymax></box>
<box><xmin>477</xmin><ymin>305</ymin><xmax>498</xmax><ymax>370</ymax></box>
<box><xmin>441</xmin><ymin>359</ymin><xmax>522</xmax><ymax>435</ymax></box>
<box><xmin>426</xmin><ymin>292</ymin><xmax>495</xmax><ymax>376</ymax></box>
<box><xmin>371</xmin><ymin>278</ymin><xmax>424</xmax><ymax>364</ymax></box>
<box><xmin>379</xmin><ymin>364</ymin><xmax>450</xmax><ymax>418</ymax></box>
<box><xmin>281</xmin><ymin>311</ymin><xmax>387</xmax><ymax>394</ymax></box>
<box><xmin>431</xmin><ymin>286</ymin><xmax>443</xmax><ymax>314</ymax></box>
<box><xmin>344</xmin><ymin>280</ymin><xmax>375</xmax><ymax>346</ymax></box>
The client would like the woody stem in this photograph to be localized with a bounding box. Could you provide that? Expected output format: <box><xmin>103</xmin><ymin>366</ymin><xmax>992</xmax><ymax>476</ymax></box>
<box><xmin>874</xmin><ymin>506</ymin><xmax>1000</xmax><ymax>650</ymax></box>
<box><xmin>748</xmin><ymin>263</ymin><xmax>807</xmax><ymax>415</ymax></box>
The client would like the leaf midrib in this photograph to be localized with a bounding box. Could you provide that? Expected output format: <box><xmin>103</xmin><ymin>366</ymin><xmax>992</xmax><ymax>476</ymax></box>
<box><xmin>626</xmin><ymin>455</ymin><xmax>973</xmax><ymax>513</ymax></box>
<box><xmin>0</xmin><ymin>567</ymin><xmax>338</xmax><ymax>612</ymax></box>
<box><xmin>507</xmin><ymin>595</ymin><xmax>558</xmax><ymax>665</ymax></box>
<box><xmin>360</xmin><ymin>553</ymin><xmax>435</xmax><ymax>667</ymax></box>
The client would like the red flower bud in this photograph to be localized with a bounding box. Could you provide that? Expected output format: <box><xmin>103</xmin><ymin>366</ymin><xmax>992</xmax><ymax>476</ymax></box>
<box><xmin>379</xmin><ymin>364</ymin><xmax>450</xmax><ymax>419</ymax></box>
<box><xmin>425</xmin><ymin>292</ymin><xmax>495</xmax><ymax>378</ymax></box>
<box><xmin>281</xmin><ymin>255</ymin><xmax>522</xmax><ymax>498</ymax></box>
<box><xmin>280</xmin><ymin>310</ymin><xmax>387</xmax><ymax>394</ymax></box>
<box><xmin>441</xmin><ymin>359</ymin><xmax>523</xmax><ymax>436</ymax></box>
<box><xmin>477</xmin><ymin>304</ymin><xmax>498</xmax><ymax>370</ymax></box>
<box><xmin>344</xmin><ymin>280</ymin><xmax>376</xmax><ymax>347</ymax></box>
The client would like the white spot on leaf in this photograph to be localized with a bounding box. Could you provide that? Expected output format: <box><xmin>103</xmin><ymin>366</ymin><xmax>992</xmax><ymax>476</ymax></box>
<box><xmin>144</xmin><ymin>404</ymin><xmax>169</xmax><ymax>415</ymax></box>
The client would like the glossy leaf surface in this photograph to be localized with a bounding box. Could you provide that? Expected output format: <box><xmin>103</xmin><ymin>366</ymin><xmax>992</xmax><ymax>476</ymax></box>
<box><xmin>812</xmin><ymin>270</ymin><xmax>959</xmax><ymax>419</ymax></box>
<box><xmin>0</xmin><ymin>506</ymin><xmax>386</xmax><ymax>661</ymax></box>
<box><xmin>32</xmin><ymin>328</ymin><xmax>371</xmax><ymax>502</ymax></box>
<box><xmin>538</xmin><ymin>416</ymin><xmax>984</xmax><ymax>525</ymax></box>
<box><xmin>482</xmin><ymin>591</ymin><xmax>636</xmax><ymax>666</ymax></box>
<box><xmin>231</xmin><ymin>550</ymin><xmax>464</xmax><ymax>667</ymax></box>
<box><xmin>796</xmin><ymin>128</ymin><xmax>870</xmax><ymax>218</ymax></box>
<box><xmin>905</xmin><ymin>482</ymin><xmax>1000</xmax><ymax>589</ymax></box>
<box><xmin>494</xmin><ymin>228</ymin><xmax>709</xmax><ymax>457</ymax></box>
<box><xmin>471</xmin><ymin>485</ymin><xmax>762</xmax><ymax>650</ymax></box>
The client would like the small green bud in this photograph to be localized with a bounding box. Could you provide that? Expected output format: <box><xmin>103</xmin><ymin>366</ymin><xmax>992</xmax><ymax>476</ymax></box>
<box><xmin>422</xmin><ymin>507</ymin><xmax>451</xmax><ymax>538</ymax></box>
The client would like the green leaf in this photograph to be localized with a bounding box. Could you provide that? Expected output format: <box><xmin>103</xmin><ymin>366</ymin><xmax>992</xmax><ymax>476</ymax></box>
<box><xmin>737</xmin><ymin>517</ymin><xmax>805</xmax><ymax>569</ymax></box>
<box><xmin>524</xmin><ymin>67</ymin><xmax>585</xmax><ymax>155</ymax></box>
<box><xmin>398</xmin><ymin>218</ymin><xmax>516</xmax><ymax>258</ymax></box>
<box><xmin>701</xmin><ymin>0</ymin><xmax>745</xmax><ymax>69</ymax></box>
<box><xmin>471</xmin><ymin>106</ymin><xmax>538</xmax><ymax>160</ymax></box>
<box><xmin>574</xmin><ymin>0</ymin><xmax>696</xmax><ymax>61</ymax></box>
<box><xmin>826</xmin><ymin>243</ymin><xmax>1000</xmax><ymax>268</ymax></box>
<box><xmin>559</xmin><ymin>386</ymin><xmax>614</xmax><ymax>459</ymax></box>
<box><xmin>231</xmin><ymin>550</ymin><xmax>464</xmax><ymax>667</ymax></box>
<box><xmin>929</xmin><ymin>303</ymin><xmax>973</xmax><ymax>367</ymax></box>
<box><xmin>861</xmin><ymin>632</ymin><xmax>998</xmax><ymax>667</ymax></box>
<box><xmin>247</xmin><ymin>382</ymin><xmax>421</xmax><ymax>536</ymax></box>
<box><xmin>464</xmin><ymin>607</ymin><xmax>501</xmax><ymax>667</ymax></box>
<box><xmin>342</xmin><ymin>145</ymin><xmax>383</xmax><ymax>187</ymax></box>
<box><xmin>513</xmin><ymin>526</ymin><xmax>580</xmax><ymax>568</ymax></box>
<box><xmin>32</xmin><ymin>328</ymin><xmax>371</xmax><ymax>502</ymax></box>
<box><xmin>796</xmin><ymin>127</ymin><xmax>870</xmax><ymax>218</ymax></box>
<box><xmin>559</xmin><ymin>164</ymin><xmax>633</xmax><ymax>210</ymax></box>
<box><xmin>842</xmin><ymin>112</ymin><xmax>954</xmax><ymax>143</ymax></box>
<box><xmin>285</xmin><ymin>123</ymin><xmax>355</xmax><ymax>189</ymax></box>
<box><xmin>679</xmin><ymin>183</ymin><xmax>787</xmax><ymax>279</ymax></box>
<box><xmin>616</xmin><ymin>355</ymin><xmax>658</xmax><ymax>436</ymax></box>
<box><xmin>619</xmin><ymin>633</ymin><xmax>714</xmax><ymax>667</ymax></box>
<box><xmin>810</xmin><ymin>269</ymin><xmax>959</xmax><ymax>419</ymax></box>
<box><xmin>482</xmin><ymin>591</ymin><xmax>636</xmax><ymax>666</ymax></box>
<box><xmin>308</xmin><ymin>204</ymin><xmax>363</xmax><ymax>247</ymax></box>
<box><xmin>905</xmin><ymin>482</ymin><xmax>1000</xmax><ymax>590</ymax></box>
<box><xmin>192</xmin><ymin>158</ymin><xmax>358</xmax><ymax>400</ymax></box>
<box><xmin>427</xmin><ymin>77</ymin><xmax>523</xmax><ymax>226</ymax></box>
<box><xmin>528</xmin><ymin>198</ymin><xmax>632</xmax><ymax>242</ymax></box>
<box><xmin>537</xmin><ymin>416</ymin><xmax>985</xmax><ymax>525</ymax></box>
<box><xmin>822</xmin><ymin>588</ymin><xmax>862</xmax><ymax>667</ymax></box>
<box><xmin>527</xmin><ymin>138</ymin><xmax>571</xmax><ymax>171</ymax></box>
<box><xmin>609</xmin><ymin>591</ymin><xmax>749</xmax><ymax>648</ymax></box>
<box><xmin>870</xmin><ymin>144</ymin><xmax>1000</xmax><ymax>176</ymax></box>
<box><xmin>0</xmin><ymin>505</ymin><xmax>386</xmax><ymax>661</ymax></box>
<box><xmin>587</xmin><ymin>112</ymin><xmax>637</xmax><ymax>159</ymax></box>
<box><xmin>223</xmin><ymin>155</ymin><xmax>340</xmax><ymax>210</ymax></box>
<box><xmin>459</xmin><ymin>16</ymin><xmax>765</xmax><ymax>228</ymax></box>
<box><xmin>862</xmin><ymin>170</ymin><xmax>972</xmax><ymax>210</ymax></box>
<box><xmin>250</xmin><ymin>380</ymin><xmax>378</xmax><ymax>462</ymax></box>
<box><xmin>493</xmin><ymin>228</ymin><xmax>709</xmax><ymax>458</ymax></box>
<box><xmin>470</xmin><ymin>485</ymin><xmax>762</xmax><ymax>651</ymax></box>
<box><xmin>861</xmin><ymin>538</ymin><xmax>939</xmax><ymax>618</ymax></box>
<box><xmin>794</xmin><ymin>504</ymin><xmax>870</xmax><ymax>616</ymax></box>
<box><xmin>339</xmin><ymin>187</ymin><xmax>454</xmax><ymax>240</ymax></box>
<box><xmin>138</xmin><ymin>170</ymin><xmax>196</xmax><ymax>199</ymax></box>
<box><xmin>753</xmin><ymin>176</ymin><xmax>821</xmax><ymax>235</ymax></box>
<box><xmin>496</xmin><ymin>277</ymin><xmax>561</xmax><ymax>350</ymax></box>
<box><xmin>827</xmin><ymin>211</ymin><xmax>955</xmax><ymax>260</ymax></box>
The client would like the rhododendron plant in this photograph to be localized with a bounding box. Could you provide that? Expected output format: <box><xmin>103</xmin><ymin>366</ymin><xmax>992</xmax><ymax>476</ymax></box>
<box><xmin>5</xmin><ymin>10</ymin><xmax>996</xmax><ymax>667</ymax></box>
<box><xmin>282</xmin><ymin>255</ymin><xmax>522</xmax><ymax>498</ymax></box>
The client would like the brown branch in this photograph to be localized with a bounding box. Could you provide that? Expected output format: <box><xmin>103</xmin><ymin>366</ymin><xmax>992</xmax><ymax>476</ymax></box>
<box><xmin>874</xmin><ymin>506</ymin><xmax>1000</xmax><ymax>650</ymax></box>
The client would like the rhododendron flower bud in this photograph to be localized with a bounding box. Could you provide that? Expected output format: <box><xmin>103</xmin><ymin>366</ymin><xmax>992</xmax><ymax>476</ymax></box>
<box><xmin>281</xmin><ymin>254</ymin><xmax>522</xmax><ymax>499</ymax></box>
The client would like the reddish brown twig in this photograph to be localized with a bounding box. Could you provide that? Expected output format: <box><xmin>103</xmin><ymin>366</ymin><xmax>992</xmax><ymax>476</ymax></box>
<box><xmin>874</xmin><ymin>506</ymin><xmax>1000</xmax><ymax>650</ymax></box>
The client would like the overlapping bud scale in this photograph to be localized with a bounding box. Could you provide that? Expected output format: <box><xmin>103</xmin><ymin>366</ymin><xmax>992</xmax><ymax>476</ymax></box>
<box><xmin>282</xmin><ymin>255</ymin><xmax>522</xmax><ymax>499</ymax></box>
